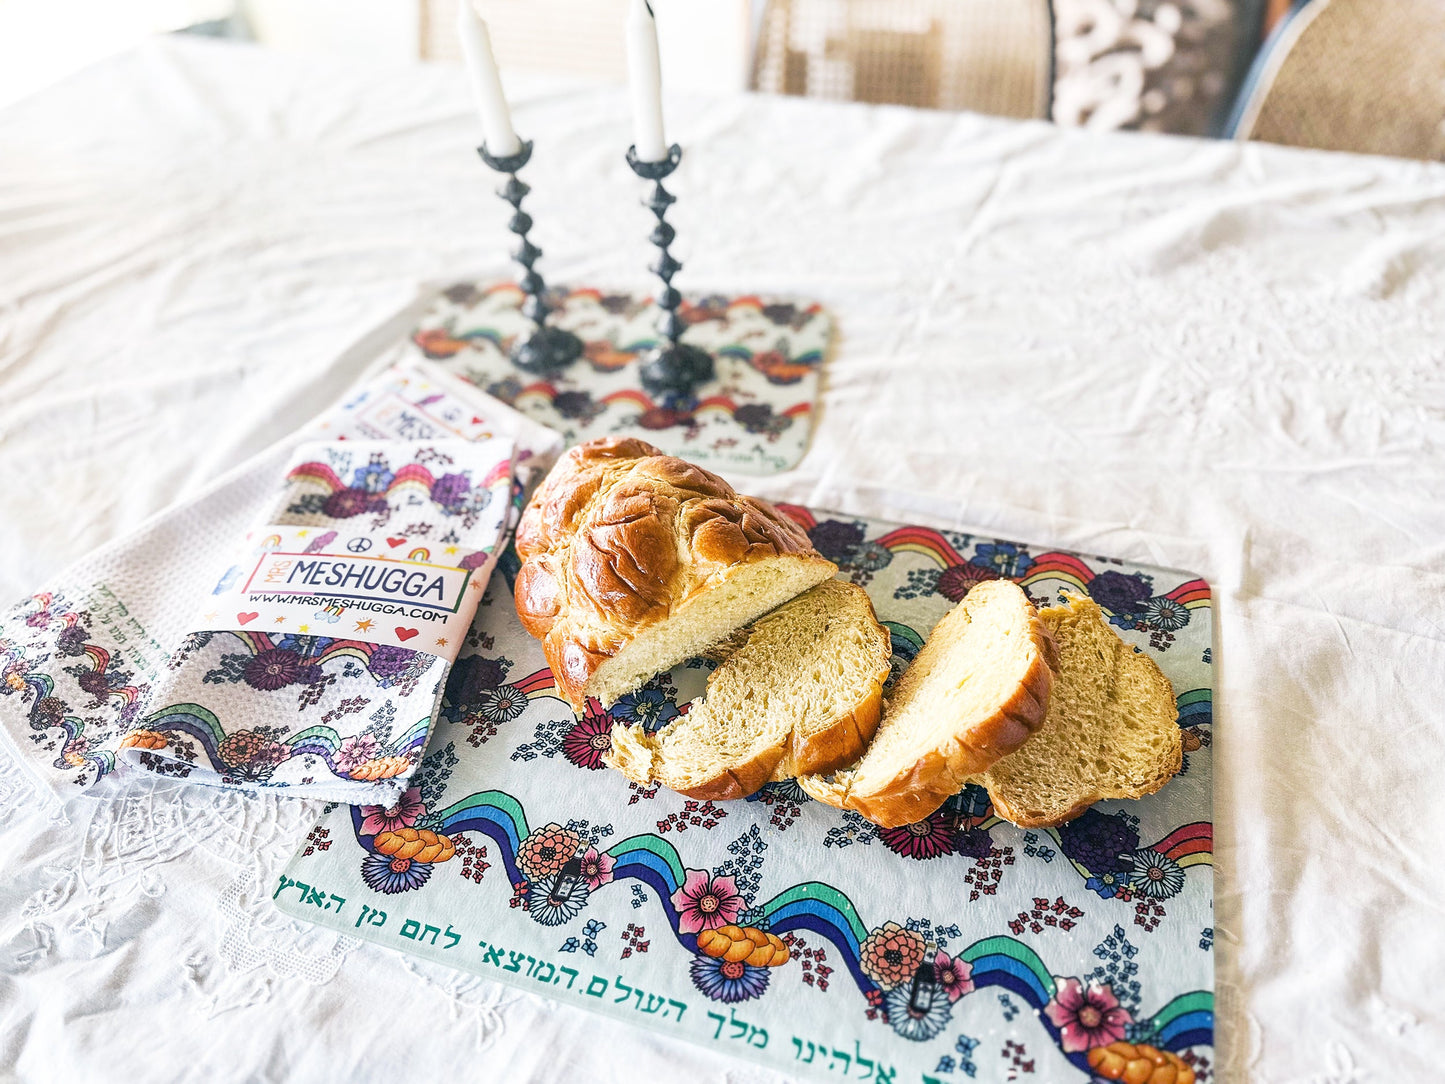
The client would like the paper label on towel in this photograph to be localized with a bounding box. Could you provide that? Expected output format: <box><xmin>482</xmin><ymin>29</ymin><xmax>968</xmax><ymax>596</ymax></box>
<box><xmin>194</xmin><ymin>525</ymin><xmax>487</xmax><ymax>658</ymax></box>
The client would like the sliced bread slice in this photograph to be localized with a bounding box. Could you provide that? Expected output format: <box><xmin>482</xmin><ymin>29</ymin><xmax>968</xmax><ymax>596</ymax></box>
<box><xmin>974</xmin><ymin>593</ymin><xmax>1181</xmax><ymax>828</ymax></box>
<box><xmin>605</xmin><ymin>579</ymin><xmax>893</xmax><ymax>801</ymax></box>
<box><xmin>798</xmin><ymin>579</ymin><xmax>1056</xmax><ymax>828</ymax></box>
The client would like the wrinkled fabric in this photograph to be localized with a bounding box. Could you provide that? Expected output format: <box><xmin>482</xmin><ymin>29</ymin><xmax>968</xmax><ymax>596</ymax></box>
<box><xmin>1</xmin><ymin>35</ymin><xmax>1442</xmax><ymax>1084</ymax></box>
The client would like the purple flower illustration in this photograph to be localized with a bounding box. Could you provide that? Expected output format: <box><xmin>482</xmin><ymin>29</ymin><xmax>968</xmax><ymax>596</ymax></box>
<box><xmin>367</xmin><ymin>645</ymin><xmax>417</xmax><ymax>682</ymax></box>
<box><xmin>243</xmin><ymin>649</ymin><xmax>306</xmax><ymax>691</ymax></box>
<box><xmin>323</xmin><ymin>487</ymin><xmax>386</xmax><ymax>519</ymax></box>
<box><xmin>553</xmin><ymin>391</ymin><xmax>598</xmax><ymax>421</ymax></box>
<box><xmin>808</xmin><ymin>519</ymin><xmax>866</xmax><ymax>564</ymax></box>
<box><xmin>55</xmin><ymin>624</ymin><xmax>90</xmax><ymax>657</ymax></box>
<box><xmin>956</xmin><ymin>828</ymin><xmax>996</xmax><ymax>860</ymax></box>
<box><xmin>1088</xmin><ymin>571</ymin><xmax>1152</xmax><ymax>617</ymax></box>
<box><xmin>429</xmin><ymin>472</ymin><xmax>472</xmax><ymax>509</ymax></box>
<box><xmin>733</xmin><ymin>403</ymin><xmax>776</xmax><ymax>435</ymax></box>
<box><xmin>77</xmin><ymin>670</ymin><xmax>110</xmax><ymax>696</ymax></box>
<box><xmin>445</xmin><ymin>654</ymin><xmax>507</xmax><ymax>704</ymax></box>
<box><xmin>1058</xmin><ymin>809</ymin><xmax>1139</xmax><ymax>874</ymax></box>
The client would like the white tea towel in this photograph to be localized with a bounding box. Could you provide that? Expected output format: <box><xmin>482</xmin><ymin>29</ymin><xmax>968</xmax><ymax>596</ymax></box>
<box><xmin>126</xmin><ymin>436</ymin><xmax>512</xmax><ymax>798</ymax></box>
<box><xmin>0</xmin><ymin>360</ymin><xmax>562</xmax><ymax>806</ymax></box>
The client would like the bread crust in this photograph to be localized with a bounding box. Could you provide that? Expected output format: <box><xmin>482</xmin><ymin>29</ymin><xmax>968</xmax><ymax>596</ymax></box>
<box><xmin>514</xmin><ymin>437</ymin><xmax>834</xmax><ymax>710</ymax></box>
<box><xmin>799</xmin><ymin>583</ymin><xmax>1057</xmax><ymax>828</ymax></box>
<box><xmin>651</xmin><ymin>683</ymin><xmax>884</xmax><ymax>801</ymax></box>
<box><xmin>669</xmin><ymin>747</ymin><xmax>788</xmax><ymax>802</ymax></box>
<box><xmin>783</xmin><ymin>687</ymin><xmax>884</xmax><ymax>777</ymax></box>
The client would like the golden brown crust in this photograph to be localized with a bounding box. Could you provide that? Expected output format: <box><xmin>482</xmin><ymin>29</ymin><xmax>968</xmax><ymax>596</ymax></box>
<box><xmin>776</xmin><ymin>592</ymin><xmax>890</xmax><ymax>779</ymax></box>
<box><xmin>514</xmin><ymin>437</ymin><xmax>832</xmax><ymax>710</ymax></box>
<box><xmin>669</xmin><ymin>746</ymin><xmax>788</xmax><ymax>801</ymax></box>
<box><xmin>670</xmin><ymin>683</ymin><xmax>883</xmax><ymax>801</ymax></box>
<box><xmin>787</xmin><ymin>692</ymin><xmax>883</xmax><ymax>777</ymax></box>
<box><xmin>801</xmin><ymin>594</ymin><xmax>1057</xmax><ymax>828</ymax></box>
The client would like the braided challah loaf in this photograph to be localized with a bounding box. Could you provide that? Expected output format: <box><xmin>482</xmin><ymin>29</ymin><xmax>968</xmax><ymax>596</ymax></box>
<box><xmin>514</xmin><ymin>437</ymin><xmax>837</xmax><ymax>711</ymax></box>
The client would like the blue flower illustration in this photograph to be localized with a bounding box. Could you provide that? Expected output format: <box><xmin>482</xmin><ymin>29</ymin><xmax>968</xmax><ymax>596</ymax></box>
<box><xmin>582</xmin><ymin>919</ymin><xmax>606</xmax><ymax>938</ymax></box>
<box><xmin>1085</xmin><ymin>870</ymin><xmax>1129</xmax><ymax>899</ymax></box>
<box><xmin>689</xmin><ymin>955</ymin><xmax>771</xmax><ymax>1003</ymax></box>
<box><xmin>360</xmin><ymin>851</ymin><xmax>434</xmax><ymax>894</ymax></box>
<box><xmin>611</xmin><ymin>688</ymin><xmax>681</xmax><ymax>733</ymax></box>
<box><xmin>353</xmin><ymin>456</ymin><xmax>395</xmax><ymax>493</ymax></box>
<box><xmin>971</xmin><ymin>543</ymin><xmax>1034</xmax><ymax>579</ymax></box>
<box><xmin>737</xmin><ymin>906</ymin><xmax>771</xmax><ymax>931</ymax></box>
<box><xmin>884</xmin><ymin>983</ymin><xmax>954</xmax><ymax>1041</ymax></box>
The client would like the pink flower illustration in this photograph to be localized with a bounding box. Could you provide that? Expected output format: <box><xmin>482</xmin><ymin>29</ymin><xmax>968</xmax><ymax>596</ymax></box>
<box><xmin>578</xmin><ymin>846</ymin><xmax>615</xmax><ymax>891</ymax></box>
<box><xmin>561</xmin><ymin>705</ymin><xmax>613</xmax><ymax>770</ymax></box>
<box><xmin>335</xmin><ymin>733</ymin><xmax>381</xmax><ymax>773</ymax></box>
<box><xmin>878</xmin><ymin>813</ymin><xmax>959</xmax><ymax>860</ymax></box>
<box><xmin>358</xmin><ymin>787</ymin><xmax>426</xmax><ymax>836</ymax></box>
<box><xmin>670</xmin><ymin>869</ymin><xmax>744</xmax><ymax>934</ymax></box>
<box><xmin>932</xmin><ymin>950</ymin><xmax>973</xmax><ymax>1002</ymax></box>
<box><xmin>1044</xmin><ymin>977</ymin><xmax>1132</xmax><ymax>1052</ymax></box>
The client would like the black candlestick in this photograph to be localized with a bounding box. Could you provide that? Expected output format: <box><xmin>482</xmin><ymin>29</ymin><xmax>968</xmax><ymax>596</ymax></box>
<box><xmin>625</xmin><ymin>144</ymin><xmax>715</xmax><ymax>398</ymax></box>
<box><xmin>477</xmin><ymin>140</ymin><xmax>583</xmax><ymax>376</ymax></box>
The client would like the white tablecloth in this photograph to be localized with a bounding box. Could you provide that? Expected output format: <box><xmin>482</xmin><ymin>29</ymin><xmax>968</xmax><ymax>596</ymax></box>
<box><xmin>2</xmin><ymin>37</ymin><xmax>1442</xmax><ymax>1083</ymax></box>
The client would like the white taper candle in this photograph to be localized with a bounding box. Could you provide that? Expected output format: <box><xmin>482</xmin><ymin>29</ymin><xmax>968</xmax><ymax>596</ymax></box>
<box><xmin>627</xmin><ymin>0</ymin><xmax>668</xmax><ymax>162</ymax></box>
<box><xmin>457</xmin><ymin>1</ymin><xmax>522</xmax><ymax>158</ymax></box>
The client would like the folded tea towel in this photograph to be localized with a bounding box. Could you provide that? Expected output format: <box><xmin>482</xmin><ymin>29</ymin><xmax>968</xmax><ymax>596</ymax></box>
<box><xmin>0</xmin><ymin>359</ymin><xmax>562</xmax><ymax>806</ymax></box>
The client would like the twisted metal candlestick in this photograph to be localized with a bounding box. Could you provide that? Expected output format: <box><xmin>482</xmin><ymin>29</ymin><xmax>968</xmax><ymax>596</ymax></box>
<box><xmin>626</xmin><ymin>144</ymin><xmax>715</xmax><ymax>398</ymax></box>
<box><xmin>477</xmin><ymin>140</ymin><xmax>582</xmax><ymax>376</ymax></box>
